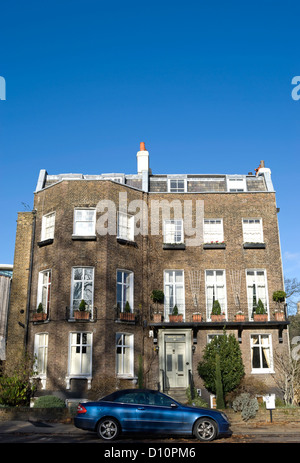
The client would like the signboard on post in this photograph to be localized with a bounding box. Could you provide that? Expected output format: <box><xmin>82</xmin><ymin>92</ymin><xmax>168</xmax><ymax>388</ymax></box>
<box><xmin>265</xmin><ymin>394</ymin><xmax>275</xmax><ymax>422</ymax></box>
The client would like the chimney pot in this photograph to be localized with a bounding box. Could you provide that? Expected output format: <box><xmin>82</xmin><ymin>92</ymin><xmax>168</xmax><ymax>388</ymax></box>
<box><xmin>260</xmin><ymin>160</ymin><xmax>265</xmax><ymax>168</ymax></box>
<box><xmin>140</xmin><ymin>142</ymin><xmax>146</xmax><ymax>151</ymax></box>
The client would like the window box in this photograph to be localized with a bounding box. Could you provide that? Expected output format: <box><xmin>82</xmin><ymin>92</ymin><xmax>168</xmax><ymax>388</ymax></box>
<box><xmin>243</xmin><ymin>242</ymin><xmax>266</xmax><ymax>249</ymax></box>
<box><xmin>33</xmin><ymin>312</ymin><xmax>47</xmax><ymax>322</ymax></box>
<box><xmin>169</xmin><ymin>314</ymin><xmax>183</xmax><ymax>323</ymax></box>
<box><xmin>203</xmin><ymin>243</ymin><xmax>226</xmax><ymax>249</ymax></box>
<box><xmin>235</xmin><ymin>313</ymin><xmax>245</xmax><ymax>322</ymax></box>
<box><xmin>163</xmin><ymin>243</ymin><xmax>186</xmax><ymax>250</ymax></box>
<box><xmin>74</xmin><ymin>310</ymin><xmax>90</xmax><ymax>320</ymax></box>
<box><xmin>192</xmin><ymin>313</ymin><xmax>202</xmax><ymax>322</ymax></box>
<box><xmin>274</xmin><ymin>311</ymin><xmax>285</xmax><ymax>321</ymax></box>
<box><xmin>253</xmin><ymin>313</ymin><xmax>268</xmax><ymax>322</ymax></box>
<box><xmin>211</xmin><ymin>314</ymin><xmax>226</xmax><ymax>322</ymax></box>
<box><xmin>120</xmin><ymin>312</ymin><xmax>135</xmax><ymax>321</ymax></box>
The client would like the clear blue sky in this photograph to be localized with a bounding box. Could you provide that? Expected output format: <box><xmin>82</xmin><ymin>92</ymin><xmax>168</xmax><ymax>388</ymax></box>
<box><xmin>1</xmin><ymin>0</ymin><xmax>300</xmax><ymax>287</ymax></box>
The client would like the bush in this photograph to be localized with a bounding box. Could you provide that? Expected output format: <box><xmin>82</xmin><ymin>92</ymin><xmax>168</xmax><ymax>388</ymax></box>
<box><xmin>0</xmin><ymin>354</ymin><xmax>37</xmax><ymax>407</ymax></box>
<box><xmin>186</xmin><ymin>388</ymin><xmax>208</xmax><ymax>408</ymax></box>
<box><xmin>33</xmin><ymin>395</ymin><xmax>66</xmax><ymax>408</ymax></box>
<box><xmin>232</xmin><ymin>393</ymin><xmax>259</xmax><ymax>421</ymax></box>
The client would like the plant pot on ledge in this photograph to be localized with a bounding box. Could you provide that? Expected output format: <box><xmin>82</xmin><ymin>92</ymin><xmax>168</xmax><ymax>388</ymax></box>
<box><xmin>74</xmin><ymin>310</ymin><xmax>90</xmax><ymax>320</ymax></box>
<box><xmin>211</xmin><ymin>314</ymin><xmax>226</xmax><ymax>322</ymax></box>
<box><xmin>120</xmin><ymin>312</ymin><xmax>135</xmax><ymax>321</ymax></box>
<box><xmin>235</xmin><ymin>313</ymin><xmax>245</xmax><ymax>322</ymax></box>
<box><xmin>33</xmin><ymin>312</ymin><xmax>47</xmax><ymax>322</ymax></box>
<box><xmin>192</xmin><ymin>313</ymin><xmax>202</xmax><ymax>322</ymax></box>
<box><xmin>274</xmin><ymin>311</ymin><xmax>285</xmax><ymax>321</ymax></box>
<box><xmin>253</xmin><ymin>313</ymin><xmax>268</xmax><ymax>322</ymax></box>
<box><xmin>153</xmin><ymin>313</ymin><xmax>163</xmax><ymax>323</ymax></box>
<box><xmin>169</xmin><ymin>314</ymin><xmax>183</xmax><ymax>323</ymax></box>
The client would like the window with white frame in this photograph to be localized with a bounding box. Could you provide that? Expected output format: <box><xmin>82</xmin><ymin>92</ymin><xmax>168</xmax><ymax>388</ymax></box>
<box><xmin>116</xmin><ymin>333</ymin><xmax>134</xmax><ymax>377</ymax></box>
<box><xmin>164</xmin><ymin>219</ymin><xmax>184</xmax><ymax>244</ymax></box>
<box><xmin>37</xmin><ymin>270</ymin><xmax>51</xmax><ymax>314</ymax></box>
<box><xmin>73</xmin><ymin>209</ymin><xmax>96</xmax><ymax>236</ymax></box>
<box><xmin>41</xmin><ymin>212</ymin><xmax>55</xmax><ymax>241</ymax></box>
<box><xmin>117</xmin><ymin>212</ymin><xmax>134</xmax><ymax>241</ymax></box>
<box><xmin>34</xmin><ymin>333</ymin><xmax>48</xmax><ymax>380</ymax></box>
<box><xmin>251</xmin><ymin>334</ymin><xmax>273</xmax><ymax>373</ymax></box>
<box><xmin>227</xmin><ymin>177</ymin><xmax>247</xmax><ymax>192</ymax></box>
<box><xmin>168</xmin><ymin>179</ymin><xmax>186</xmax><ymax>193</ymax></box>
<box><xmin>203</xmin><ymin>219</ymin><xmax>224</xmax><ymax>242</ymax></box>
<box><xmin>164</xmin><ymin>270</ymin><xmax>185</xmax><ymax>318</ymax></box>
<box><xmin>243</xmin><ymin>219</ymin><xmax>263</xmax><ymax>243</ymax></box>
<box><xmin>71</xmin><ymin>267</ymin><xmax>94</xmax><ymax>314</ymax></box>
<box><xmin>246</xmin><ymin>270</ymin><xmax>268</xmax><ymax>319</ymax></box>
<box><xmin>116</xmin><ymin>270</ymin><xmax>134</xmax><ymax>312</ymax></box>
<box><xmin>205</xmin><ymin>270</ymin><xmax>227</xmax><ymax>319</ymax></box>
<box><xmin>69</xmin><ymin>332</ymin><xmax>92</xmax><ymax>376</ymax></box>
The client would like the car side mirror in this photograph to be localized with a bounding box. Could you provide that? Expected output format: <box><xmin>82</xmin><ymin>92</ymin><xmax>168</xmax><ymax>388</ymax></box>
<box><xmin>170</xmin><ymin>403</ymin><xmax>178</xmax><ymax>408</ymax></box>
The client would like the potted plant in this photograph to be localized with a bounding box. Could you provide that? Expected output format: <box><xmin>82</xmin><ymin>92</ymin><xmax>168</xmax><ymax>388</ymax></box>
<box><xmin>273</xmin><ymin>291</ymin><xmax>286</xmax><ymax>321</ymax></box>
<box><xmin>192</xmin><ymin>312</ymin><xmax>202</xmax><ymax>322</ymax></box>
<box><xmin>33</xmin><ymin>303</ymin><xmax>47</xmax><ymax>321</ymax></box>
<box><xmin>169</xmin><ymin>305</ymin><xmax>183</xmax><ymax>322</ymax></box>
<box><xmin>210</xmin><ymin>300</ymin><xmax>225</xmax><ymax>321</ymax></box>
<box><xmin>151</xmin><ymin>290</ymin><xmax>164</xmax><ymax>322</ymax></box>
<box><xmin>253</xmin><ymin>299</ymin><xmax>268</xmax><ymax>321</ymax></box>
<box><xmin>74</xmin><ymin>299</ymin><xmax>90</xmax><ymax>320</ymax></box>
<box><xmin>235</xmin><ymin>311</ymin><xmax>245</xmax><ymax>322</ymax></box>
<box><xmin>120</xmin><ymin>301</ymin><xmax>135</xmax><ymax>321</ymax></box>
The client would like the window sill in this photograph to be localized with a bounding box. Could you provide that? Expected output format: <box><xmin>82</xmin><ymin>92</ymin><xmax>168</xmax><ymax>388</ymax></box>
<box><xmin>243</xmin><ymin>242</ymin><xmax>266</xmax><ymax>249</ymax></box>
<box><xmin>72</xmin><ymin>235</ymin><xmax>97</xmax><ymax>241</ymax></box>
<box><xmin>203</xmin><ymin>243</ymin><xmax>226</xmax><ymax>249</ymax></box>
<box><xmin>117</xmin><ymin>237</ymin><xmax>137</xmax><ymax>247</ymax></box>
<box><xmin>37</xmin><ymin>238</ymin><xmax>54</xmax><ymax>247</ymax></box>
<box><xmin>251</xmin><ymin>369</ymin><xmax>275</xmax><ymax>375</ymax></box>
<box><xmin>163</xmin><ymin>243</ymin><xmax>186</xmax><ymax>250</ymax></box>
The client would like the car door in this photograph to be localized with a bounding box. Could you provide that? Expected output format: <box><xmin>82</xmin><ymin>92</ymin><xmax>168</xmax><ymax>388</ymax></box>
<box><xmin>134</xmin><ymin>392</ymin><xmax>184</xmax><ymax>433</ymax></box>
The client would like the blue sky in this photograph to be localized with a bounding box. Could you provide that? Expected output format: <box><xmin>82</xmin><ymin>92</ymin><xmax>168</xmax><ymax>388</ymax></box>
<box><xmin>1</xmin><ymin>0</ymin><xmax>300</xmax><ymax>287</ymax></box>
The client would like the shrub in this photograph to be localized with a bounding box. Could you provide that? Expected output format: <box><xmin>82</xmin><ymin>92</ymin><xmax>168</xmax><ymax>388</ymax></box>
<box><xmin>232</xmin><ymin>393</ymin><xmax>259</xmax><ymax>421</ymax></box>
<box><xmin>0</xmin><ymin>354</ymin><xmax>37</xmax><ymax>407</ymax></box>
<box><xmin>186</xmin><ymin>388</ymin><xmax>208</xmax><ymax>408</ymax></box>
<box><xmin>33</xmin><ymin>395</ymin><xmax>66</xmax><ymax>408</ymax></box>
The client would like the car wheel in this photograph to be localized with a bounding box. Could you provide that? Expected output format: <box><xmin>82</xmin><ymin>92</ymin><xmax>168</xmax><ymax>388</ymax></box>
<box><xmin>97</xmin><ymin>417</ymin><xmax>120</xmax><ymax>440</ymax></box>
<box><xmin>194</xmin><ymin>418</ymin><xmax>217</xmax><ymax>441</ymax></box>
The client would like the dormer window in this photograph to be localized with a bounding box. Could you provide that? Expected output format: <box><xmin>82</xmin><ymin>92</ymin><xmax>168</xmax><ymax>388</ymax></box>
<box><xmin>168</xmin><ymin>179</ymin><xmax>186</xmax><ymax>193</ymax></box>
<box><xmin>227</xmin><ymin>176</ymin><xmax>247</xmax><ymax>192</ymax></box>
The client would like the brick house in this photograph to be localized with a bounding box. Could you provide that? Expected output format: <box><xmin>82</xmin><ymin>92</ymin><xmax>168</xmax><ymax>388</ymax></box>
<box><xmin>5</xmin><ymin>142</ymin><xmax>289</xmax><ymax>404</ymax></box>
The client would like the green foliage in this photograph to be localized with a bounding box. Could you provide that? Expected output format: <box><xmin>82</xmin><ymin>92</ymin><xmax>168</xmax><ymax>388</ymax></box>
<box><xmin>33</xmin><ymin>395</ymin><xmax>66</xmax><ymax>408</ymax></box>
<box><xmin>124</xmin><ymin>301</ymin><xmax>131</xmax><ymax>313</ymax></box>
<box><xmin>37</xmin><ymin>303</ymin><xmax>43</xmax><ymax>313</ymax></box>
<box><xmin>172</xmin><ymin>305</ymin><xmax>179</xmax><ymax>315</ymax></box>
<box><xmin>151</xmin><ymin>290</ymin><xmax>164</xmax><ymax>304</ymax></box>
<box><xmin>186</xmin><ymin>388</ymin><xmax>208</xmax><ymax>408</ymax></box>
<box><xmin>272</xmin><ymin>291</ymin><xmax>286</xmax><ymax>303</ymax></box>
<box><xmin>254</xmin><ymin>299</ymin><xmax>266</xmax><ymax>314</ymax></box>
<box><xmin>232</xmin><ymin>393</ymin><xmax>259</xmax><ymax>421</ymax></box>
<box><xmin>197</xmin><ymin>330</ymin><xmax>244</xmax><ymax>398</ymax></box>
<box><xmin>215</xmin><ymin>353</ymin><xmax>225</xmax><ymax>409</ymax></box>
<box><xmin>211</xmin><ymin>300</ymin><xmax>221</xmax><ymax>315</ymax></box>
<box><xmin>0</xmin><ymin>354</ymin><xmax>37</xmax><ymax>407</ymax></box>
<box><xmin>78</xmin><ymin>299</ymin><xmax>87</xmax><ymax>311</ymax></box>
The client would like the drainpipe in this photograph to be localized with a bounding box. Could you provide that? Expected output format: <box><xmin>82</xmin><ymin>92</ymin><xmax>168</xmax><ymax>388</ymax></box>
<box><xmin>24</xmin><ymin>210</ymin><xmax>36</xmax><ymax>351</ymax></box>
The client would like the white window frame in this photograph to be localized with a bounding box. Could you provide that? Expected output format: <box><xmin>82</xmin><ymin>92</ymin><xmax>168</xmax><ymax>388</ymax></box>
<box><xmin>41</xmin><ymin>212</ymin><xmax>55</xmax><ymax>241</ymax></box>
<box><xmin>167</xmin><ymin>178</ymin><xmax>187</xmax><ymax>193</ymax></box>
<box><xmin>116</xmin><ymin>333</ymin><xmax>134</xmax><ymax>378</ymax></box>
<box><xmin>246</xmin><ymin>269</ymin><xmax>269</xmax><ymax>320</ymax></box>
<box><xmin>164</xmin><ymin>270</ymin><xmax>185</xmax><ymax>320</ymax></box>
<box><xmin>203</xmin><ymin>219</ymin><xmax>224</xmax><ymax>242</ymax></box>
<box><xmin>116</xmin><ymin>270</ymin><xmax>134</xmax><ymax>312</ymax></box>
<box><xmin>163</xmin><ymin>219</ymin><xmax>184</xmax><ymax>244</ymax></box>
<box><xmin>205</xmin><ymin>270</ymin><xmax>227</xmax><ymax>320</ymax></box>
<box><xmin>33</xmin><ymin>332</ymin><xmax>48</xmax><ymax>389</ymax></box>
<box><xmin>71</xmin><ymin>267</ymin><xmax>94</xmax><ymax>317</ymax></box>
<box><xmin>67</xmin><ymin>332</ymin><xmax>93</xmax><ymax>387</ymax></box>
<box><xmin>73</xmin><ymin>208</ymin><xmax>96</xmax><ymax>236</ymax></box>
<box><xmin>117</xmin><ymin>211</ymin><xmax>134</xmax><ymax>241</ymax></box>
<box><xmin>37</xmin><ymin>269</ymin><xmax>51</xmax><ymax>314</ymax></box>
<box><xmin>242</xmin><ymin>218</ymin><xmax>264</xmax><ymax>243</ymax></box>
<box><xmin>250</xmin><ymin>334</ymin><xmax>274</xmax><ymax>374</ymax></box>
<box><xmin>227</xmin><ymin>176</ymin><xmax>247</xmax><ymax>192</ymax></box>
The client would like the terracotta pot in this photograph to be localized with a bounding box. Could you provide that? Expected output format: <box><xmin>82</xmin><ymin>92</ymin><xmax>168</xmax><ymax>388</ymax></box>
<box><xmin>235</xmin><ymin>314</ymin><xmax>245</xmax><ymax>322</ymax></box>
<box><xmin>120</xmin><ymin>312</ymin><xmax>135</xmax><ymax>321</ymax></box>
<box><xmin>274</xmin><ymin>312</ymin><xmax>285</xmax><ymax>321</ymax></box>
<box><xmin>33</xmin><ymin>312</ymin><xmax>47</xmax><ymax>322</ymax></box>
<box><xmin>211</xmin><ymin>314</ymin><xmax>225</xmax><ymax>322</ymax></box>
<box><xmin>74</xmin><ymin>310</ymin><xmax>90</xmax><ymax>320</ymax></box>
<box><xmin>153</xmin><ymin>313</ymin><xmax>162</xmax><ymax>323</ymax></box>
<box><xmin>253</xmin><ymin>314</ymin><xmax>268</xmax><ymax>322</ymax></box>
<box><xmin>169</xmin><ymin>314</ymin><xmax>183</xmax><ymax>322</ymax></box>
<box><xmin>192</xmin><ymin>314</ymin><xmax>202</xmax><ymax>322</ymax></box>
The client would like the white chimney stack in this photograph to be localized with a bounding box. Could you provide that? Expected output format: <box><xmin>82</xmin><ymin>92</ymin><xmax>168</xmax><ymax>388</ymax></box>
<box><xmin>137</xmin><ymin>142</ymin><xmax>149</xmax><ymax>174</ymax></box>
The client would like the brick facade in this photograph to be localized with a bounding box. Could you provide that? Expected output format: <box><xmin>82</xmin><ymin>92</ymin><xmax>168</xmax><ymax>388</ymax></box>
<box><xmin>5</xmin><ymin>147</ymin><xmax>289</xmax><ymax>404</ymax></box>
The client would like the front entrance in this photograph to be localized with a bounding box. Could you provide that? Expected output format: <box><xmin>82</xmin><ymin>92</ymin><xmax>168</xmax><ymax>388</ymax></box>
<box><xmin>158</xmin><ymin>330</ymin><xmax>192</xmax><ymax>392</ymax></box>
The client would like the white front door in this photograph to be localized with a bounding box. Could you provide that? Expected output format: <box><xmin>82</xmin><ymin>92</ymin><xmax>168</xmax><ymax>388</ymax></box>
<box><xmin>164</xmin><ymin>333</ymin><xmax>189</xmax><ymax>388</ymax></box>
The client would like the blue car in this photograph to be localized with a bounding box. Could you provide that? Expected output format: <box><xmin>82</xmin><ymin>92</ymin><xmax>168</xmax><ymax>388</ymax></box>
<box><xmin>74</xmin><ymin>388</ymin><xmax>231</xmax><ymax>441</ymax></box>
